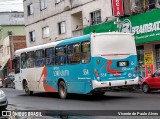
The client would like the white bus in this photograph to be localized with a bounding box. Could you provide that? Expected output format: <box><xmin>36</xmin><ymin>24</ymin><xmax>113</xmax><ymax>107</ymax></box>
<box><xmin>13</xmin><ymin>32</ymin><xmax>139</xmax><ymax>99</ymax></box>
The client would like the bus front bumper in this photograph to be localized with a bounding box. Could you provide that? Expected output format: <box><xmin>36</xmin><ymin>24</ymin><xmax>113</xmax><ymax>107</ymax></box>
<box><xmin>92</xmin><ymin>77</ymin><xmax>139</xmax><ymax>89</ymax></box>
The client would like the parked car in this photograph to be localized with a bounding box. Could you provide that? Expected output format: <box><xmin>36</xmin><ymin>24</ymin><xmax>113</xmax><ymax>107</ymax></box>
<box><xmin>142</xmin><ymin>69</ymin><xmax>160</xmax><ymax>93</ymax></box>
<box><xmin>2</xmin><ymin>73</ymin><xmax>15</xmax><ymax>88</ymax></box>
<box><xmin>0</xmin><ymin>78</ymin><xmax>2</xmax><ymax>88</ymax></box>
<box><xmin>0</xmin><ymin>89</ymin><xmax>8</xmax><ymax>110</ymax></box>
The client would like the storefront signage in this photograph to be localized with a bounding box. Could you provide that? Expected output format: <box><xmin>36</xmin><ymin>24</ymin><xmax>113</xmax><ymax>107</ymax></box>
<box><xmin>145</xmin><ymin>64</ymin><xmax>154</xmax><ymax>77</ymax></box>
<box><xmin>83</xmin><ymin>9</ymin><xmax>160</xmax><ymax>44</ymax></box>
<box><xmin>120</xmin><ymin>19</ymin><xmax>160</xmax><ymax>35</ymax></box>
<box><xmin>144</xmin><ymin>52</ymin><xmax>154</xmax><ymax>76</ymax></box>
<box><xmin>144</xmin><ymin>52</ymin><xmax>153</xmax><ymax>65</ymax></box>
<box><xmin>112</xmin><ymin>0</ymin><xmax>124</xmax><ymax>16</ymax></box>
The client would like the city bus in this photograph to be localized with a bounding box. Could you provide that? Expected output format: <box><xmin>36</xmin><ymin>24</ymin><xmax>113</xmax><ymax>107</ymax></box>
<box><xmin>13</xmin><ymin>32</ymin><xmax>139</xmax><ymax>99</ymax></box>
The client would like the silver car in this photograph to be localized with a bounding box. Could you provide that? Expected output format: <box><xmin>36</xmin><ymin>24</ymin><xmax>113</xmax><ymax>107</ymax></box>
<box><xmin>0</xmin><ymin>78</ymin><xmax>2</xmax><ymax>88</ymax></box>
<box><xmin>0</xmin><ymin>89</ymin><xmax>8</xmax><ymax>110</ymax></box>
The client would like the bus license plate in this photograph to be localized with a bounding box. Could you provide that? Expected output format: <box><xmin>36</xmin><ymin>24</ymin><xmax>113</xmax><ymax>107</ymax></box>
<box><xmin>117</xmin><ymin>61</ymin><xmax>129</xmax><ymax>67</ymax></box>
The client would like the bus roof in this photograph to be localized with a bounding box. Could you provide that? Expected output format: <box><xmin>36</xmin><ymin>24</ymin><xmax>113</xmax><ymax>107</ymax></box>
<box><xmin>15</xmin><ymin>32</ymin><xmax>133</xmax><ymax>55</ymax></box>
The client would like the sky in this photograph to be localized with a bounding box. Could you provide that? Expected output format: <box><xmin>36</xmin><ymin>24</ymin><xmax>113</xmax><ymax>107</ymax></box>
<box><xmin>0</xmin><ymin>0</ymin><xmax>23</xmax><ymax>12</ymax></box>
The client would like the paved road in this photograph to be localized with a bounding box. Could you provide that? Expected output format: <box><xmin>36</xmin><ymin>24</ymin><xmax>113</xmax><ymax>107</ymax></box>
<box><xmin>1</xmin><ymin>88</ymin><xmax>160</xmax><ymax>119</ymax></box>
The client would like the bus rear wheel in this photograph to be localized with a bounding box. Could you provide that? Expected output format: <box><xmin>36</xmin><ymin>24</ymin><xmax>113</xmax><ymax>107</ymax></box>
<box><xmin>58</xmin><ymin>81</ymin><xmax>67</xmax><ymax>99</ymax></box>
<box><xmin>24</xmin><ymin>81</ymin><xmax>33</xmax><ymax>96</ymax></box>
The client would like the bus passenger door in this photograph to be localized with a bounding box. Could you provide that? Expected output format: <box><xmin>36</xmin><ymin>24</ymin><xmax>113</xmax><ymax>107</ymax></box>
<box><xmin>13</xmin><ymin>56</ymin><xmax>23</xmax><ymax>90</ymax></box>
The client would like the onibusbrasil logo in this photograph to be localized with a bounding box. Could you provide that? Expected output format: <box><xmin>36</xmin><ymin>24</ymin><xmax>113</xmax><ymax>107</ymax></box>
<box><xmin>119</xmin><ymin>19</ymin><xmax>132</xmax><ymax>33</ymax></box>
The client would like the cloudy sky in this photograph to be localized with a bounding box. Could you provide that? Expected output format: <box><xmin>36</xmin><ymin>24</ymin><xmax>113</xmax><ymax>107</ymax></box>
<box><xmin>0</xmin><ymin>0</ymin><xmax>23</xmax><ymax>12</ymax></box>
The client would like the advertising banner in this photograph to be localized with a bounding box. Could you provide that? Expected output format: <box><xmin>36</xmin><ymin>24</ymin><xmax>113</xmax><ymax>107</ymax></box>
<box><xmin>145</xmin><ymin>64</ymin><xmax>154</xmax><ymax>77</ymax></box>
<box><xmin>144</xmin><ymin>52</ymin><xmax>154</xmax><ymax>76</ymax></box>
<box><xmin>83</xmin><ymin>9</ymin><xmax>160</xmax><ymax>44</ymax></box>
<box><xmin>112</xmin><ymin>0</ymin><xmax>124</xmax><ymax>16</ymax></box>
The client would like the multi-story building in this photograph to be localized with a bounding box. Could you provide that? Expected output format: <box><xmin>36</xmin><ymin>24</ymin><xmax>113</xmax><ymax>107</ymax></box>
<box><xmin>83</xmin><ymin>0</ymin><xmax>160</xmax><ymax>77</ymax></box>
<box><xmin>23</xmin><ymin>0</ymin><xmax>160</xmax><ymax>77</ymax></box>
<box><xmin>0</xmin><ymin>12</ymin><xmax>26</xmax><ymax>79</ymax></box>
<box><xmin>0</xmin><ymin>36</ymin><xmax>26</xmax><ymax>79</ymax></box>
<box><xmin>24</xmin><ymin>0</ymin><xmax>113</xmax><ymax>47</ymax></box>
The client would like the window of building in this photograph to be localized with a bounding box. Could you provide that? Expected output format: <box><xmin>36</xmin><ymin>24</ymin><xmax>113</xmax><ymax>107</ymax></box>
<box><xmin>67</xmin><ymin>43</ymin><xmax>80</xmax><ymax>64</ymax></box>
<box><xmin>42</xmin><ymin>26</ymin><xmax>50</xmax><ymax>38</ymax></box>
<box><xmin>147</xmin><ymin>0</ymin><xmax>156</xmax><ymax>9</ymax></box>
<box><xmin>55</xmin><ymin>46</ymin><xmax>66</xmax><ymax>65</ymax></box>
<box><xmin>58</xmin><ymin>21</ymin><xmax>66</xmax><ymax>34</ymax></box>
<box><xmin>21</xmin><ymin>53</ymin><xmax>27</xmax><ymax>69</ymax></box>
<box><xmin>56</xmin><ymin>0</ymin><xmax>64</xmax><ymax>4</ymax></box>
<box><xmin>155</xmin><ymin>45</ymin><xmax>160</xmax><ymax>69</ymax></box>
<box><xmin>90</xmin><ymin>10</ymin><xmax>101</xmax><ymax>25</ymax></box>
<box><xmin>40</xmin><ymin>0</ymin><xmax>47</xmax><ymax>10</ymax></box>
<box><xmin>29</xmin><ymin>31</ymin><xmax>36</xmax><ymax>42</ymax></box>
<box><xmin>81</xmin><ymin>41</ymin><xmax>90</xmax><ymax>63</ymax></box>
<box><xmin>45</xmin><ymin>47</ymin><xmax>55</xmax><ymax>66</ymax></box>
<box><xmin>35</xmin><ymin>49</ymin><xmax>45</xmax><ymax>67</ymax></box>
<box><xmin>27</xmin><ymin>51</ymin><xmax>35</xmax><ymax>68</ymax></box>
<box><xmin>27</xmin><ymin>4</ymin><xmax>34</xmax><ymax>15</ymax></box>
<box><xmin>137</xmin><ymin>45</ymin><xmax>145</xmax><ymax>77</ymax></box>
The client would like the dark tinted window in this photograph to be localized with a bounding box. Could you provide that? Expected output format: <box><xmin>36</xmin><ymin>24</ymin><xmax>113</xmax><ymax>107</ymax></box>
<box><xmin>45</xmin><ymin>47</ymin><xmax>55</xmax><ymax>66</ymax></box>
<box><xmin>55</xmin><ymin>46</ymin><xmax>66</xmax><ymax>65</ymax></box>
<box><xmin>35</xmin><ymin>49</ymin><xmax>45</xmax><ymax>67</ymax></box>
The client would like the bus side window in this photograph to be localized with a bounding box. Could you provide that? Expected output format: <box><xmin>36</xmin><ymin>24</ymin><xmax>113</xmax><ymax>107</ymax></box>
<box><xmin>27</xmin><ymin>51</ymin><xmax>34</xmax><ymax>68</ymax></box>
<box><xmin>45</xmin><ymin>47</ymin><xmax>55</xmax><ymax>66</ymax></box>
<box><xmin>21</xmin><ymin>53</ymin><xmax>27</xmax><ymax>69</ymax></box>
<box><xmin>35</xmin><ymin>49</ymin><xmax>45</xmax><ymax>67</ymax></box>
<box><xmin>55</xmin><ymin>46</ymin><xmax>66</xmax><ymax>65</ymax></box>
<box><xmin>67</xmin><ymin>44</ymin><xmax>73</xmax><ymax>64</ymax></box>
<box><xmin>67</xmin><ymin>43</ymin><xmax>80</xmax><ymax>64</ymax></box>
<box><xmin>73</xmin><ymin>43</ymin><xmax>81</xmax><ymax>63</ymax></box>
<box><xmin>81</xmin><ymin>41</ymin><xmax>90</xmax><ymax>63</ymax></box>
<box><xmin>13</xmin><ymin>57</ymin><xmax>20</xmax><ymax>74</ymax></box>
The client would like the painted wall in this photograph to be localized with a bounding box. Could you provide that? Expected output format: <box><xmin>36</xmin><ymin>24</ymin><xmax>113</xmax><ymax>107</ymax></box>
<box><xmin>0</xmin><ymin>25</ymin><xmax>25</xmax><ymax>45</ymax></box>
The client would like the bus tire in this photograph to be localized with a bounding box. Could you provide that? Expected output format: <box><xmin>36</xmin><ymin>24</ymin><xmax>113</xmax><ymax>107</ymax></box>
<box><xmin>24</xmin><ymin>81</ymin><xmax>33</xmax><ymax>96</ymax></box>
<box><xmin>58</xmin><ymin>81</ymin><xmax>67</xmax><ymax>99</ymax></box>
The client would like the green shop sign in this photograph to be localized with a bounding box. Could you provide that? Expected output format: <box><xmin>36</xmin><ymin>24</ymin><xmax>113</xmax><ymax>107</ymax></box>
<box><xmin>83</xmin><ymin>9</ymin><xmax>160</xmax><ymax>44</ymax></box>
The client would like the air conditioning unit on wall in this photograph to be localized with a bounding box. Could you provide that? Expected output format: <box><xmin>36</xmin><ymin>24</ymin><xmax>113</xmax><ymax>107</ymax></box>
<box><xmin>155</xmin><ymin>0</ymin><xmax>160</xmax><ymax>8</ymax></box>
<box><xmin>8</xmin><ymin>31</ymin><xmax>12</xmax><ymax>35</ymax></box>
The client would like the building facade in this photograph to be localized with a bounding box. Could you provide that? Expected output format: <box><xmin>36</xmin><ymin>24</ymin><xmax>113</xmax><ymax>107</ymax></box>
<box><xmin>83</xmin><ymin>8</ymin><xmax>160</xmax><ymax>77</ymax></box>
<box><xmin>0</xmin><ymin>12</ymin><xmax>26</xmax><ymax>79</ymax></box>
<box><xmin>23</xmin><ymin>0</ymin><xmax>160</xmax><ymax>77</ymax></box>
<box><xmin>24</xmin><ymin>0</ymin><xmax>113</xmax><ymax>47</ymax></box>
<box><xmin>0</xmin><ymin>36</ymin><xmax>26</xmax><ymax>79</ymax></box>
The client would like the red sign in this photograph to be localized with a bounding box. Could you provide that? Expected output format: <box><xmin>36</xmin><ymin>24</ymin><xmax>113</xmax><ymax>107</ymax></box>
<box><xmin>145</xmin><ymin>64</ymin><xmax>154</xmax><ymax>77</ymax></box>
<box><xmin>112</xmin><ymin>0</ymin><xmax>124</xmax><ymax>16</ymax></box>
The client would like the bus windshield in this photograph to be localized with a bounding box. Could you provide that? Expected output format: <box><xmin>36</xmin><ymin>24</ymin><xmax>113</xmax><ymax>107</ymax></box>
<box><xmin>93</xmin><ymin>34</ymin><xmax>137</xmax><ymax>56</ymax></box>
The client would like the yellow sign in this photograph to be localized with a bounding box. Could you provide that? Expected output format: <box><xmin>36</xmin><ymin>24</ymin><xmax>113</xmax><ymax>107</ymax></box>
<box><xmin>144</xmin><ymin>52</ymin><xmax>153</xmax><ymax>65</ymax></box>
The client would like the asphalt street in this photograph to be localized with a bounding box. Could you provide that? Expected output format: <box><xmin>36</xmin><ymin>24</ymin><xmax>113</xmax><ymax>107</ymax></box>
<box><xmin>1</xmin><ymin>88</ymin><xmax>160</xmax><ymax>119</ymax></box>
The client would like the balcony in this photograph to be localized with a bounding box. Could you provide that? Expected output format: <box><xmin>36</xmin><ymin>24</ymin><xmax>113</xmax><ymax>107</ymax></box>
<box><xmin>72</xmin><ymin>29</ymin><xmax>83</xmax><ymax>37</ymax></box>
<box><xmin>70</xmin><ymin>0</ymin><xmax>82</xmax><ymax>8</ymax></box>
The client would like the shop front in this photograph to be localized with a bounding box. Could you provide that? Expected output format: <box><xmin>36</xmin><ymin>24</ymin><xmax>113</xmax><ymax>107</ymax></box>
<box><xmin>83</xmin><ymin>9</ymin><xmax>160</xmax><ymax>77</ymax></box>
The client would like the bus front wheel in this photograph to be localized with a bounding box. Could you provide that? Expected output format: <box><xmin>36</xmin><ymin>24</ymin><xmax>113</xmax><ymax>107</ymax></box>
<box><xmin>24</xmin><ymin>81</ymin><xmax>33</xmax><ymax>96</ymax></box>
<box><xmin>58</xmin><ymin>81</ymin><xmax>67</xmax><ymax>99</ymax></box>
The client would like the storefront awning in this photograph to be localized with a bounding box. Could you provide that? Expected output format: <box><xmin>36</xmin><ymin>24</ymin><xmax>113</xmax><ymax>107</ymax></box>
<box><xmin>0</xmin><ymin>57</ymin><xmax>10</xmax><ymax>71</ymax></box>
